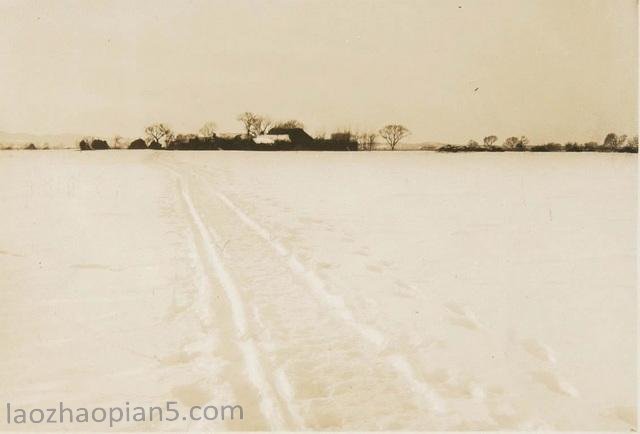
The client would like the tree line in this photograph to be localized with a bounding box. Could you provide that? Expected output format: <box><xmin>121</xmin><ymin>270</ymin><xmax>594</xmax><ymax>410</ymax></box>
<box><xmin>437</xmin><ymin>133</ymin><xmax>638</xmax><ymax>153</ymax></box>
<box><xmin>0</xmin><ymin>114</ymin><xmax>636</xmax><ymax>153</ymax></box>
<box><xmin>69</xmin><ymin>113</ymin><xmax>412</xmax><ymax>151</ymax></box>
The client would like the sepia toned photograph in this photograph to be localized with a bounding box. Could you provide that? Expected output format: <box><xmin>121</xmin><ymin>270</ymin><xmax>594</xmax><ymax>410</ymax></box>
<box><xmin>0</xmin><ymin>0</ymin><xmax>637</xmax><ymax>432</ymax></box>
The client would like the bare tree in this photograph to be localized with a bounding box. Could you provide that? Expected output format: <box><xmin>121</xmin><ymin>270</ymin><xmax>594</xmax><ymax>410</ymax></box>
<box><xmin>503</xmin><ymin>136</ymin><xmax>518</xmax><ymax>149</ymax></box>
<box><xmin>357</xmin><ymin>132</ymin><xmax>377</xmax><ymax>151</ymax></box>
<box><xmin>483</xmin><ymin>135</ymin><xmax>498</xmax><ymax>148</ymax></box>
<box><xmin>503</xmin><ymin>136</ymin><xmax>528</xmax><ymax>150</ymax></box>
<box><xmin>199</xmin><ymin>122</ymin><xmax>217</xmax><ymax>139</ymax></box>
<box><xmin>112</xmin><ymin>135</ymin><xmax>124</xmax><ymax>149</ymax></box>
<box><xmin>254</xmin><ymin>116</ymin><xmax>273</xmax><ymax>136</ymax></box>
<box><xmin>618</xmin><ymin>134</ymin><xmax>628</xmax><ymax>147</ymax></box>
<box><xmin>517</xmin><ymin>136</ymin><xmax>529</xmax><ymax>150</ymax></box>
<box><xmin>237</xmin><ymin>112</ymin><xmax>272</xmax><ymax>137</ymax></box>
<box><xmin>145</xmin><ymin>123</ymin><xmax>172</xmax><ymax>146</ymax></box>
<box><xmin>603</xmin><ymin>132</ymin><xmax>618</xmax><ymax>148</ymax></box>
<box><xmin>367</xmin><ymin>133</ymin><xmax>377</xmax><ymax>150</ymax></box>
<box><xmin>237</xmin><ymin>112</ymin><xmax>258</xmax><ymax>136</ymax></box>
<box><xmin>164</xmin><ymin>130</ymin><xmax>175</xmax><ymax>147</ymax></box>
<box><xmin>379</xmin><ymin>125</ymin><xmax>409</xmax><ymax>150</ymax></box>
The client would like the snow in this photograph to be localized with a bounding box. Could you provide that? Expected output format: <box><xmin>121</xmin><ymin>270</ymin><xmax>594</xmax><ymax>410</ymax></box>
<box><xmin>254</xmin><ymin>135</ymin><xmax>291</xmax><ymax>144</ymax></box>
<box><xmin>0</xmin><ymin>150</ymin><xmax>636</xmax><ymax>431</ymax></box>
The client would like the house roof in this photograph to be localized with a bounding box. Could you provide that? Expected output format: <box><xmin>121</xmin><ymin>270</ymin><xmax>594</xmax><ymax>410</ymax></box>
<box><xmin>267</xmin><ymin>128</ymin><xmax>313</xmax><ymax>143</ymax></box>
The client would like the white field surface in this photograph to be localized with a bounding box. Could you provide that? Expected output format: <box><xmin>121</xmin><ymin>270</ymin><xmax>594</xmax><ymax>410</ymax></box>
<box><xmin>0</xmin><ymin>150</ymin><xmax>636</xmax><ymax>431</ymax></box>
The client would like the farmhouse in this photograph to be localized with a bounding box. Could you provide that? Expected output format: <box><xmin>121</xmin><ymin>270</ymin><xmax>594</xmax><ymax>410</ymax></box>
<box><xmin>267</xmin><ymin>128</ymin><xmax>314</xmax><ymax>147</ymax></box>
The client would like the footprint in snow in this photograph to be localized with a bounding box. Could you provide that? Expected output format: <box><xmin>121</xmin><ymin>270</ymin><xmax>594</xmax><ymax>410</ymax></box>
<box><xmin>530</xmin><ymin>370</ymin><xmax>579</xmax><ymax>397</ymax></box>
<box><xmin>522</xmin><ymin>338</ymin><xmax>557</xmax><ymax>365</ymax></box>
<box><xmin>0</xmin><ymin>249</ymin><xmax>24</xmax><ymax>257</ymax></box>
<box><xmin>603</xmin><ymin>406</ymin><xmax>637</xmax><ymax>427</ymax></box>
<box><xmin>445</xmin><ymin>302</ymin><xmax>484</xmax><ymax>330</ymax></box>
<box><xmin>366</xmin><ymin>264</ymin><xmax>383</xmax><ymax>273</ymax></box>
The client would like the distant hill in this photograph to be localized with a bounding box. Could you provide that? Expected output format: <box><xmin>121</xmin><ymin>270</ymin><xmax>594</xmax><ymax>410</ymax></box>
<box><xmin>0</xmin><ymin>131</ymin><xmax>85</xmax><ymax>149</ymax></box>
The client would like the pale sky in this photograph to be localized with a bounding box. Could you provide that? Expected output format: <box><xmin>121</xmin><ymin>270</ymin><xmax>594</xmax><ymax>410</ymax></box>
<box><xmin>0</xmin><ymin>0</ymin><xmax>637</xmax><ymax>144</ymax></box>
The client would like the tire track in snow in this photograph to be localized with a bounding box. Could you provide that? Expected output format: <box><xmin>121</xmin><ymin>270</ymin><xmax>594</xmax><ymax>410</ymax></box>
<box><xmin>173</xmin><ymin>170</ymin><xmax>292</xmax><ymax>430</ymax></box>
<box><xmin>212</xmin><ymin>188</ymin><xmax>447</xmax><ymax>416</ymax></box>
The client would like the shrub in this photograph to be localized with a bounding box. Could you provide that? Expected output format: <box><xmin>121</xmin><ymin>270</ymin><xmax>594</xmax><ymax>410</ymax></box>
<box><xmin>564</xmin><ymin>142</ymin><xmax>582</xmax><ymax>152</ymax></box>
<box><xmin>128</xmin><ymin>138</ymin><xmax>148</xmax><ymax>149</ymax></box>
<box><xmin>582</xmin><ymin>142</ymin><xmax>600</xmax><ymax>152</ymax></box>
<box><xmin>617</xmin><ymin>145</ymin><xmax>638</xmax><ymax>153</ymax></box>
<box><xmin>438</xmin><ymin>143</ymin><xmax>506</xmax><ymax>152</ymax></box>
<box><xmin>485</xmin><ymin>145</ymin><xmax>505</xmax><ymax>152</ymax></box>
<box><xmin>90</xmin><ymin>139</ymin><xmax>110</xmax><ymax>150</ymax></box>
<box><xmin>530</xmin><ymin>143</ymin><xmax>562</xmax><ymax>152</ymax></box>
<box><xmin>437</xmin><ymin>144</ymin><xmax>462</xmax><ymax>152</ymax></box>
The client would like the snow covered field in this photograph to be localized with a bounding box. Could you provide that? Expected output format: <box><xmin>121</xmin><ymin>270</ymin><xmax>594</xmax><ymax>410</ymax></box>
<box><xmin>0</xmin><ymin>150</ymin><xmax>636</xmax><ymax>431</ymax></box>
